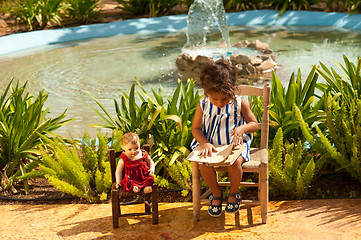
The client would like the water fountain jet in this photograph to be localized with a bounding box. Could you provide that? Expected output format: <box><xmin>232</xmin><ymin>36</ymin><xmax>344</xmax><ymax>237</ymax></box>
<box><xmin>176</xmin><ymin>0</ymin><xmax>277</xmax><ymax>82</ymax></box>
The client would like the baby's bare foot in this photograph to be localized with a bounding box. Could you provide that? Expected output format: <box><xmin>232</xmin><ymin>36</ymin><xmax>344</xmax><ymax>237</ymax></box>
<box><xmin>143</xmin><ymin>186</ymin><xmax>153</xmax><ymax>194</ymax></box>
<box><xmin>133</xmin><ymin>186</ymin><xmax>140</xmax><ymax>193</ymax></box>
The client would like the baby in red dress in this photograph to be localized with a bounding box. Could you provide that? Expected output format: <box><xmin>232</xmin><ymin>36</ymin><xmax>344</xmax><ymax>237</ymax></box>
<box><xmin>115</xmin><ymin>132</ymin><xmax>155</xmax><ymax>193</ymax></box>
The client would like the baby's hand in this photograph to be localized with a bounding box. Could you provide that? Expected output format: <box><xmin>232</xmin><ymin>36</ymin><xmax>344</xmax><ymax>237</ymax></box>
<box><xmin>198</xmin><ymin>143</ymin><xmax>218</xmax><ymax>157</ymax></box>
<box><xmin>115</xmin><ymin>183</ymin><xmax>120</xmax><ymax>189</ymax></box>
<box><xmin>148</xmin><ymin>168</ymin><xmax>154</xmax><ymax>177</ymax></box>
<box><xmin>231</xmin><ymin>126</ymin><xmax>244</xmax><ymax>146</ymax></box>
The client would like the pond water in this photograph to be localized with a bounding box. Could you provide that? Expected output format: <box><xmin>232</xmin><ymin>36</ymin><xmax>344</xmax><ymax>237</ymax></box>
<box><xmin>0</xmin><ymin>25</ymin><xmax>360</xmax><ymax>137</ymax></box>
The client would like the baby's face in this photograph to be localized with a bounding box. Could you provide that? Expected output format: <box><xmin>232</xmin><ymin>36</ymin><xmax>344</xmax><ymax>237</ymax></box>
<box><xmin>122</xmin><ymin>141</ymin><xmax>141</xmax><ymax>159</ymax></box>
<box><xmin>207</xmin><ymin>91</ymin><xmax>231</xmax><ymax>109</ymax></box>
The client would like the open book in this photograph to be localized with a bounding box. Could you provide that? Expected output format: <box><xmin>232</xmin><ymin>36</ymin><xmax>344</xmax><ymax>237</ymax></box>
<box><xmin>186</xmin><ymin>143</ymin><xmax>245</xmax><ymax>166</ymax></box>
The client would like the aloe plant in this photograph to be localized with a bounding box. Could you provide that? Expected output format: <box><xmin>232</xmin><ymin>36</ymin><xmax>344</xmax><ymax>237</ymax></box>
<box><xmin>0</xmin><ymin>80</ymin><xmax>72</xmax><ymax>193</ymax></box>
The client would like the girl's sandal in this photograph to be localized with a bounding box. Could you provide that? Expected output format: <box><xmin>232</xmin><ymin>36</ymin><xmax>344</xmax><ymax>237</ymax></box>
<box><xmin>225</xmin><ymin>192</ymin><xmax>241</xmax><ymax>213</ymax></box>
<box><xmin>208</xmin><ymin>195</ymin><xmax>223</xmax><ymax>217</ymax></box>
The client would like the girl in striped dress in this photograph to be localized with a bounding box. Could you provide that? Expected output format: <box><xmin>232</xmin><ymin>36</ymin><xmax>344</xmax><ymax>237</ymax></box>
<box><xmin>191</xmin><ymin>59</ymin><xmax>258</xmax><ymax>217</ymax></box>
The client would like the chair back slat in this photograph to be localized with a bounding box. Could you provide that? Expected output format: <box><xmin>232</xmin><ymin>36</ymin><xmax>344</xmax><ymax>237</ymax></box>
<box><xmin>235</xmin><ymin>84</ymin><xmax>271</xmax><ymax>149</ymax></box>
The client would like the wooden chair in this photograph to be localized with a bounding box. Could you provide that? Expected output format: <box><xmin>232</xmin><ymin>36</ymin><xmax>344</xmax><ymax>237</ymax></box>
<box><xmin>192</xmin><ymin>83</ymin><xmax>270</xmax><ymax>225</ymax></box>
<box><xmin>109</xmin><ymin>144</ymin><xmax>159</xmax><ymax>228</ymax></box>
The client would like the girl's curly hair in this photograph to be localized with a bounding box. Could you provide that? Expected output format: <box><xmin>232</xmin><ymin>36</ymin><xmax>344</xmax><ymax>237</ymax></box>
<box><xmin>200</xmin><ymin>59</ymin><xmax>236</xmax><ymax>102</ymax></box>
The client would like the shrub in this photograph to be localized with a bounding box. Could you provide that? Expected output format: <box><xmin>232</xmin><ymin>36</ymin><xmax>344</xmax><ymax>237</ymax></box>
<box><xmin>29</xmin><ymin>132</ymin><xmax>113</xmax><ymax>202</ymax></box>
<box><xmin>223</xmin><ymin>0</ymin><xmax>262</xmax><ymax>11</ymax></box>
<box><xmin>116</xmin><ymin>0</ymin><xmax>179</xmax><ymax>17</ymax></box>
<box><xmin>90</xmin><ymin>79</ymin><xmax>202</xmax><ymax>190</ymax></box>
<box><xmin>65</xmin><ymin>0</ymin><xmax>102</xmax><ymax>24</ymax></box>
<box><xmin>296</xmin><ymin>94</ymin><xmax>361</xmax><ymax>184</ymax></box>
<box><xmin>0</xmin><ymin>80</ymin><xmax>72</xmax><ymax>193</ymax></box>
<box><xmin>315</xmin><ymin>55</ymin><xmax>361</xmax><ymax>110</ymax></box>
<box><xmin>14</xmin><ymin>0</ymin><xmax>65</xmax><ymax>30</ymax></box>
<box><xmin>268</xmin><ymin>67</ymin><xmax>325</xmax><ymax>142</ymax></box>
<box><xmin>269</xmin><ymin>127</ymin><xmax>322</xmax><ymax>199</ymax></box>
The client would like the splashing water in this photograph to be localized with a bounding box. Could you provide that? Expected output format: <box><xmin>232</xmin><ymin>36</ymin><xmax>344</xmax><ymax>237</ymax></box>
<box><xmin>185</xmin><ymin>0</ymin><xmax>231</xmax><ymax>49</ymax></box>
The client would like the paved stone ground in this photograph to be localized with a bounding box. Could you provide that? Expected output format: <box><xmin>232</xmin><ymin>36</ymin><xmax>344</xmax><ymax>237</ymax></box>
<box><xmin>1</xmin><ymin>199</ymin><xmax>360</xmax><ymax>239</ymax></box>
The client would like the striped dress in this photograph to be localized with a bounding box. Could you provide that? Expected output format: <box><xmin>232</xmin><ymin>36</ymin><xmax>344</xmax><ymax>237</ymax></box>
<box><xmin>190</xmin><ymin>95</ymin><xmax>252</xmax><ymax>162</ymax></box>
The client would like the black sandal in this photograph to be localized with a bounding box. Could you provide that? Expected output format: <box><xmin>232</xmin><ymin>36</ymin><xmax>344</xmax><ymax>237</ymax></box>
<box><xmin>225</xmin><ymin>192</ymin><xmax>241</xmax><ymax>213</ymax></box>
<box><xmin>208</xmin><ymin>195</ymin><xmax>223</xmax><ymax>217</ymax></box>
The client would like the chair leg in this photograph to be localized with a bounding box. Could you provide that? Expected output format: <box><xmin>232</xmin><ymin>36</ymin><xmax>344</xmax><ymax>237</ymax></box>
<box><xmin>192</xmin><ymin>162</ymin><xmax>201</xmax><ymax>221</ymax></box>
<box><xmin>111</xmin><ymin>189</ymin><xmax>120</xmax><ymax>228</ymax></box>
<box><xmin>235</xmin><ymin>211</ymin><xmax>240</xmax><ymax>227</ymax></box>
<box><xmin>260</xmin><ymin>162</ymin><xmax>268</xmax><ymax>224</ymax></box>
<box><xmin>151</xmin><ymin>185</ymin><xmax>159</xmax><ymax>225</ymax></box>
<box><xmin>247</xmin><ymin>207</ymin><xmax>253</xmax><ymax>225</ymax></box>
<box><xmin>145</xmin><ymin>194</ymin><xmax>151</xmax><ymax>213</ymax></box>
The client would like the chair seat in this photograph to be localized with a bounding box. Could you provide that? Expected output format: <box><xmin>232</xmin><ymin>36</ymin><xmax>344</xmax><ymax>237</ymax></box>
<box><xmin>243</xmin><ymin>148</ymin><xmax>268</xmax><ymax>169</ymax></box>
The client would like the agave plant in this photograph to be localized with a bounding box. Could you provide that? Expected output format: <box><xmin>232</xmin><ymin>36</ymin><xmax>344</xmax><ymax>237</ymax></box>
<box><xmin>0</xmin><ymin>80</ymin><xmax>72</xmax><ymax>193</ymax></box>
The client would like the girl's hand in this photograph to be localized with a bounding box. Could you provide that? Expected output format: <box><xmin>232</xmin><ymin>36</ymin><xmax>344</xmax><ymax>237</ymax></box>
<box><xmin>231</xmin><ymin>126</ymin><xmax>245</xmax><ymax>146</ymax></box>
<box><xmin>199</xmin><ymin>143</ymin><xmax>218</xmax><ymax>157</ymax></box>
<box><xmin>148</xmin><ymin>168</ymin><xmax>154</xmax><ymax>177</ymax></box>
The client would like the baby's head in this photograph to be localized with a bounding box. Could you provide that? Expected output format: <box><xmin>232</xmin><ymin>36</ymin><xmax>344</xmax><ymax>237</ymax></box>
<box><xmin>121</xmin><ymin>132</ymin><xmax>140</xmax><ymax>159</ymax></box>
<box><xmin>200</xmin><ymin>59</ymin><xmax>236</xmax><ymax>107</ymax></box>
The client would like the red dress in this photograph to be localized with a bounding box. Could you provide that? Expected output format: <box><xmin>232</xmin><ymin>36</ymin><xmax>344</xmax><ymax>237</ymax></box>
<box><xmin>120</xmin><ymin>150</ymin><xmax>155</xmax><ymax>192</ymax></box>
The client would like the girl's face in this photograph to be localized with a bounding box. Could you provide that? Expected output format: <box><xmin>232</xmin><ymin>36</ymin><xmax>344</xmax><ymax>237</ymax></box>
<box><xmin>122</xmin><ymin>141</ymin><xmax>141</xmax><ymax>159</ymax></box>
<box><xmin>207</xmin><ymin>91</ymin><xmax>231</xmax><ymax>109</ymax></box>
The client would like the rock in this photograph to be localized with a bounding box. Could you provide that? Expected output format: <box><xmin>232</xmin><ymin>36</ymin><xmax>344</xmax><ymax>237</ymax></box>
<box><xmin>256</xmin><ymin>59</ymin><xmax>277</xmax><ymax>72</ymax></box>
<box><xmin>259</xmin><ymin>55</ymin><xmax>270</xmax><ymax>61</ymax></box>
<box><xmin>230</xmin><ymin>54</ymin><xmax>250</xmax><ymax>65</ymax></box>
<box><xmin>176</xmin><ymin>55</ymin><xmax>187</xmax><ymax>71</ymax></box>
<box><xmin>194</xmin><ymin>55</ymin><xmax>214</xmax><ymax>64</ymax></box>
<box><xmin>248</xmin><ymin>40</ymin><xmax>270</xmax><ymax>53</ymax></box>
<box><xmin>0</xmin><ymin>18</ymin><xmax>7</xmax><ymax>28</ymax></box>
<box><xmin>176</xmin><ymin>39</ymin><xmax>277</xmax><ymax>81</ymax></box>
<box><xmin>234</xmin><ymin>64</ymin><xmax>243</xmax><ymax>73</ymax></box>
<box><xmin>250</xmin><ymin>57</ymin><xmax>263</xmax><ymax>66</ymax></box>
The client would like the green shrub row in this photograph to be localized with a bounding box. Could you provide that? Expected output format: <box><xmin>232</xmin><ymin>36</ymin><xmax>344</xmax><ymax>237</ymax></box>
<box><xmin>1</xmin><ymin>55</ymin><xmax>361</xmax><ymax>201</ymax></box>
<box><xmin>10</xmin><ymin>0</ymin><xmax>101</xmax><ymax>30</ymax></box>
<box><xmin>114</xmin><ymin>0</ymin><xmax>361</xmax><ymax>17</ymax></box>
